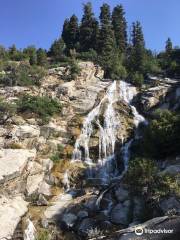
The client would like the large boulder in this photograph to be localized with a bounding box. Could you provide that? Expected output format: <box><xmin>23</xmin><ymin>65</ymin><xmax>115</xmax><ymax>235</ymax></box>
<box><xmin>0</xmin><ymin>149</ymin><xmax>36</xmax><ymax>184</ymax></box>
<box><xmin>0</xmin><ymin>195</ymin><xmax>28</xmax><ymax>240</ymax></box>
<box><xmin>78</xmin><ymin>218</ymin><xmax>97</xmax><ymax>237</ymax></box>
<box><xmin>110</xmin><ymin>201</ymin><xmax>131</xmax><ymax>225</ymax></box>
<box><xmin>115</xmin><ymin>187</ymin><xmax>129</xmax><ymax>202</ymax></box>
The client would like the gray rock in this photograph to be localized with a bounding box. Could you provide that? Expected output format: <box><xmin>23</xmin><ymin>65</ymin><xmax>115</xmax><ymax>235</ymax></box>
<box><xmin>133</xmin><ymin>197</ymin><xmax>145</xmax><ymax>222</ymax></box>
<box><xmin>61</xmin><ymin>213</ymin><xmax>77</xmax><ymax>228</ymax></box>
<box><xmin>111</xmin><ymin>203</ymin><xmax>130</xmax><ymax>225</ymax></box>
<box><xmin>38</xmin><ymin>181</ymin><xmax>52</xmax><ymax>197</ymax></box>
<box><xmin>159</xmin><ymin>197</ymin><xmax>180</xmax><ymax>214</ymax></box>
<box><xmin>0</xmin><ymin>149</ymin><xmax>36</xmax><ymax>184</ymax></box>
<box><xmin>78</xmin><ymin>218</ymin><xmax>97</xmax><ymax>236</ymax></box>
<box><xmin>37</xmin><ymin>194</ymin><xmax>48</xmax><ymax>206</ymax></box>
<box><xmin>115</xmin><ymin>187</ymin><xmax>129</xmax><ymax>202</ymax></box>
<box><xmin>0</xmin><ymin>195</ymin><xmax>28</xmax><ymax>240</ymax></box>
<box><xmin>77</xmin><ymin>210</ymin><xmax>89</xmax><ymax>220</ymax></box>
<box><xmin>162</xmin><ymin>164</ymin><xmax>180</xmax><ymax>176</ymax></box>
<box><xmin>44</xmin><ymin>193</ymin><xmax>73</xmax><ymax>221</ymax></box>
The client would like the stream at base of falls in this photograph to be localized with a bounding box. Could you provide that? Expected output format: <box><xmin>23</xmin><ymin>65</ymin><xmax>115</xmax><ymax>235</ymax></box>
<box><xmin>70</xmin><ymin>80</ymin><xmax>147</xmax><ymax>184</ymax></box>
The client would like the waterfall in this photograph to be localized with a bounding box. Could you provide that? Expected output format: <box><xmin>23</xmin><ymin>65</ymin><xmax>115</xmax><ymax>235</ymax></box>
<box><xmin>119</xmin><ymin>81</ymin><xmax>147</xmax><ymax>174</ymax></box>
<box><xmin>24</xmin><ymin>219</ymin><xmax>36</xmax><ymax>240</ymax></box>
<box><xmin>72</xmin><ymin>80</ymin><xmax>146</xmax><ymax>181</ymax></box>
<box><xmin>72</xmin><ymin>81</ymin><xmax>118</xmax><ymax>164</ymax></box>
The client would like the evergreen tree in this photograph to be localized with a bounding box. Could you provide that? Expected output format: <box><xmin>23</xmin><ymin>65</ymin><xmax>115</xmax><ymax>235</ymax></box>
<box><xmin>112</xmin><ymin>5</ymin><xmax>127</xmax><ymax>53</ymax></box>
<box><xmin>79</xmin><ymin>2</ymin><xmax>99</xmax><ymax>51</ymax></box>
<box><xmin>61</xmin><ymin>15</ymin><xmax>79</xmax><ymax>51</ymax></box>
<box><xmin>98</xmin><ymin>4</ymin><xmax>116</xmax><ymax>76</ymax></box>
<box><xmin>8</xmin><ymin>44</ymin><xmax>23</xmax><ymax>61</ymax></box>
<box><xmin>165</xmin><ymin>38</ymin><xmax>173</xmax><ymax>57</ymax></box>
<box><xmin>23</xmin><ymin>46</ymin><xmax>37</xmax><ymax>65</ymax></box>
<box><xmin>36</xmin><ymin>48</ymin><xmax>48</xmax><ymax>66</ymax></box>
<box><xmin>129</xmin><ymin>21</ymin><xmax>145</xmax><ymax>73</ymax></box>
<box><xmin>49</xmin><ymin>38</ymin><xmax>66</xmax><ymax>61</ymax></box>
<box><xmin>61</xmin><ymin>19</ymin><xmax>70</xmax><ymax>46</ymax></box>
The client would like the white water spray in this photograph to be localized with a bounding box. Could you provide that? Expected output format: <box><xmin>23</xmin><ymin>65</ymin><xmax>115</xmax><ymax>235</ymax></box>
<box><xmin>72</xmin><ymin>80</ymin><xmax>146</xmax><ymax>181</ymax></box>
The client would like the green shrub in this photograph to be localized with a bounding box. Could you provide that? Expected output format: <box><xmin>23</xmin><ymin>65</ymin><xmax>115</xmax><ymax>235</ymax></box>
<box><xmin>50</xmin><ymin>144</ymin><xmax>64</xmax><ymax>163</ymax></box>
<box><xmin>129</xmin><ymin>72</ymin><xmax>144</xmax><ymax>87</ymax></box>
<box><xmin>62</xmin><ymin>59</ymin><xmax>81</xmax><ymax>81</ymax></box>
<box><xmin>17</xmin><ymin>95</ymin><xmax>61</xmax><ymax>123</ymax></box>
<box><xmin>124</xmin><ymin>157</ymin><xmax>179</xmax><ymax>199</ymax></box>
<box><xmin>78</xmin><ymin>49</ymin><xmax>98</xmax><ymax>62</ymax></box>
<box><xmin>36</xmin><ymin>229</ymin><xmax>50</xmax><ymax>240</ymax></box>
<box><xmin>134</xmin><ymin>110</ymin><xmax>180</xmax><ymax>159</ymax></box>
<box><xmin>0</xmin><ymin>98</ymin><xmax>17</xmax><ymax>124</ymax></box>
<box><xmin>0</xmin><ymin>62</ymin><xmax>46</xmax><ymax>86</ymax></box>
<box><xmin>125</xmin><ymin>158</ymin><xmax>157</xmax><ymax>191</ymax></box>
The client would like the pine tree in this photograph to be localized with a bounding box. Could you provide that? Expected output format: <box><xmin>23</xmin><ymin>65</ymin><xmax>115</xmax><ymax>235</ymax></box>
<box><xmin>98</xmin><ymin>4</ymin><xmax>116</xmax><ymax>75</ymax></box>
<box><xmin>61</xmin><ymin>15</ymin><xmax>79</xmax><ymax>51</ymax></box>
<box><xmin>62</xmin><ymin>19</ymin><xmax>69</xmax><ymax>46</ymax></box>
<box><xmin>49</xmin><ymin>38</ymin><xmax>66</xmax><ymax>61</ymax></box>
<box><xmin>112</xmin><ymin>5</ymin><xmax>127</xmax><ymax>53</ymax></box>
<box><xmin>36</xmin><ymin>48</ymin><xmax>48</xmax><ymax>66</ymax></box>
<box><xmin>23</xmin><ymin>46</ymin><xmax>37</xmax><ymax>65</ymax></box>
<box><xmin>129</xmin><ymin>21</ymin><xmax>145</xmax><ymax>73</ymax></box>
<box><xmin>79</xmin><ymin>2</ymin><xmax>99</xmax><ymax>52</ymax></box>
<box><xmin>165</xmin><ymin>38</ymin><xmax>173</xmax><ymax>56</ymax></box>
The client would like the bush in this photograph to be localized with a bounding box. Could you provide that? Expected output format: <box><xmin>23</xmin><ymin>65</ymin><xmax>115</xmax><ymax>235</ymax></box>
<box><xmin>129</xmin><ymin>72</ymin><xmax>144</xmax><ymax>87</ymax></box>
<box><xmin>0</xmin><ymin>98</ymin><xmax>16</xmax><ymax>124</ymax></box>
<box><xmin>36</xmin><ymin>229</ymin><xmax>50</xmax><ymax>240</ymax></box>
<box><xmin>50</xmin><ymin>144</ymin><xmax>64</xmax><ymax>163</ymax></box>
<box><xmin>17</xmin><ymin>95</ymin><xmax>62</xmax><ymax>123</ymax></box>
<box><xmin>0</xmin><ymin>62</ymin><xmax>46</xmax><ymax>86</ymax></box>
<box><xmin>62</xmin><ymin>59</ymin><xmax>81</xmax><ymax>81</ymax></box>
<box><xmin>78</xmin><ymin>49</ymin><xmax>98</xmax><ymax>62</ymax></box>
<box><xmin>124</xmin><ymin>157</ymin><xmax>179</xmax><ymax>199</ymax></box>
<box><xmin>125</xmin><ymin>158</ymin><xmax>157</xmax><ymax>191</ymax></box>
<box><xmin>134</xmin><ymin>110</ymin><xmax>180</xmax><ymax>159</ymax></box>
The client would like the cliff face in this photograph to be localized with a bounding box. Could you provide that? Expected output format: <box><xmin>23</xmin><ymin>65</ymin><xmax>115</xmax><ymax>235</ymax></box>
<box><xmin>0</xmin><ymin>61</ymin><xmax>179</xmax><ymax>240</ymax></box>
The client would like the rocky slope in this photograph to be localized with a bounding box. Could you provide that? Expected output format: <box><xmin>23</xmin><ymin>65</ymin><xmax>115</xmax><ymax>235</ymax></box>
<box><xmin>0</xmin><ymin>62</ymin><xmax>179</xmax><ymax>240</ymax></box>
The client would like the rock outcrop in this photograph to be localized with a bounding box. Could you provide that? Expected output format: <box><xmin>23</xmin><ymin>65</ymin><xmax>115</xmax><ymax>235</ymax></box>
<box><xmin>0</xmin><ymin>195</ymin><xmax>28</xmax><ymax>240</ymax></box>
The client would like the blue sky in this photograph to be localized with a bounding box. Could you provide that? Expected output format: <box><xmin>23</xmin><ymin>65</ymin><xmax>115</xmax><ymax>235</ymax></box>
<box><xmin>0</xmin><ymin>0</ymin><xmax>179</xmax><ymax>52</ymax></box>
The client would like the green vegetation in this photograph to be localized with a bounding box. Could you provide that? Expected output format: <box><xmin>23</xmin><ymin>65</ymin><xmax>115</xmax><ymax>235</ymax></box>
<box><xmin>36</xmin><ymin>229</ymin><xmax>50</xmax><ymax>240</ymax></box>
<box><xmin>50</xmin><ymin>144</ymin><xmax>64</xmax><ymax>163</ymax></box>
<box><xmin>0</xmin><ymin>62</ymin><xmax>46</xmax><ymax>86</ymax></box>
<box><xmin>125</xmin><ymin>158</ymin><xmax>179</xmax><ymax>199</ymax></box>
<box><xmin>17</xmin><ymin>95</ymin><xmax>62</xmax><ymax>123</ymax></box>
<box><xmin>0</xmin><ymin>98</ymin><xmax>16</xmax><ymax>124</ymax></box>
<box><xmin>133</xmin><ymin>110</ymin><xmax>180</xmax><ymax>159</ymax></box>
<box><xmin>0</xmin><ymin>3</ymin><xmax>179</xmax><ymax>84</ymax></box>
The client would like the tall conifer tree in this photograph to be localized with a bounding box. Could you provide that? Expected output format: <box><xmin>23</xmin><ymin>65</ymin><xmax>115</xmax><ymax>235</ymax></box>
<box><xmin>61</xmin><ymin>15</ymin><xmax>79</xmax><ymax>51</ymax></box>
<box><xmin>112</xmin><ymin>5</ymin><xmax>127</xmax><ymax>53</ymax></box>
<box><xmin>98</xmin><ymin>3</ymin><xmax>116</xmax><ymax>75</ymax></box>
<box><xmin>79</xmin><ymin>2</ymin><xmax>99</xmax><ymax>51</ymax></box>
<box><xmin>129</xmin><ymin>21</ymin><xmax>145</xmax><ymax>73</ymax></box>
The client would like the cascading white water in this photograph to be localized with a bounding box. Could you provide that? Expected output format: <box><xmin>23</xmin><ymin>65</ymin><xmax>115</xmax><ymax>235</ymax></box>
<box><xmin>119</xmin><ymin>81</ymin><xmax>146</xmax><ymax>174</ymax></box>
<box><xmin>24</xmin><ymin>219</ymin><xmax>36</xmax><ymax>240</ymax></box>
<box><xmin>72</xmin><ymin>80</ymin><xmax>146</xmax><ymax>181</ymax></box>
<box><xmin>72</xmin><ymin>81</ymin><xmax>118</xmax><ymax>164</ymax></box>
